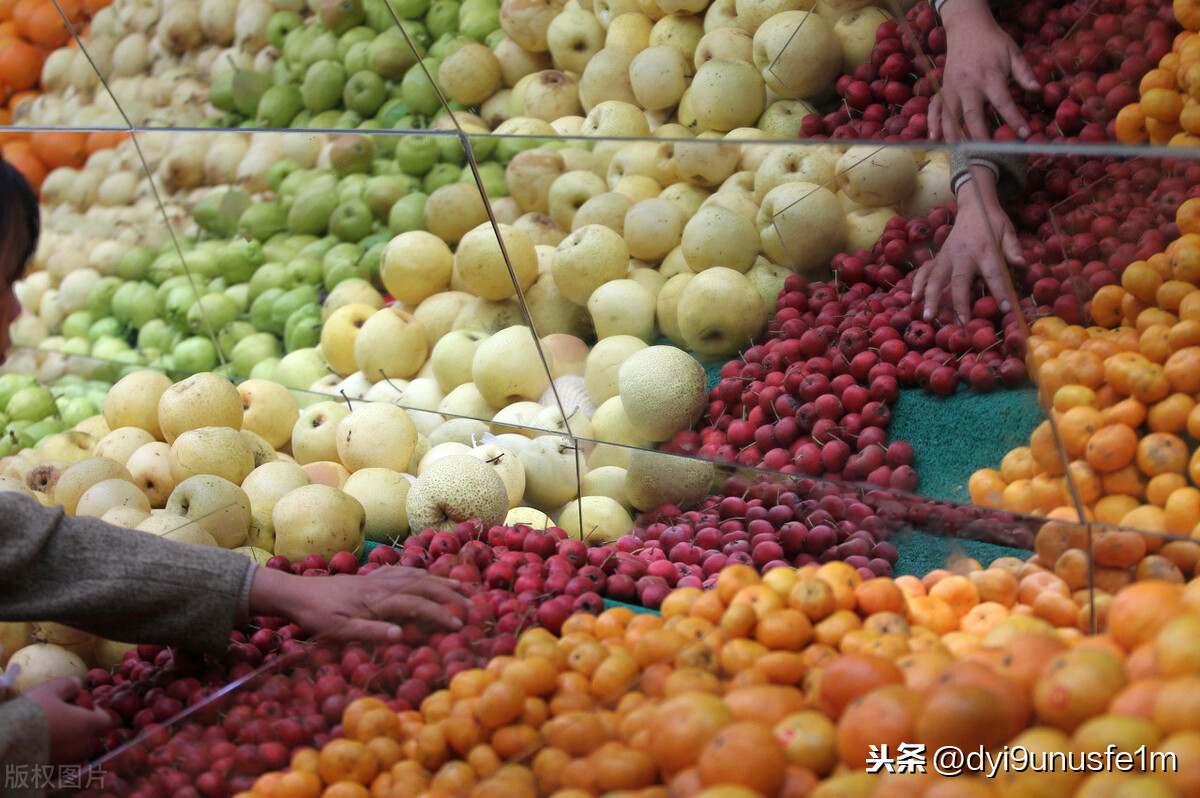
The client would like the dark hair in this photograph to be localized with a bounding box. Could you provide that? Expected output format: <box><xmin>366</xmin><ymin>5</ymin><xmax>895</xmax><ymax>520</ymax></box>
<box><xmin>0</xmin><ymin>158</ymin><xmax>40</xmax><ymax>285</ymax></box>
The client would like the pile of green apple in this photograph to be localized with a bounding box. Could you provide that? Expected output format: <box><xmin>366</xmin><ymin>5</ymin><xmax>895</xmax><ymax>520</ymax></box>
<box><xmin>205</xmin><ymin>0</ymin><xmax>504</xmax><ymax>131</ymax></box>
<box><xmin>0</xmin><ymin>373</ymin><xmax>111</xmax><ymax>460</ymax></box>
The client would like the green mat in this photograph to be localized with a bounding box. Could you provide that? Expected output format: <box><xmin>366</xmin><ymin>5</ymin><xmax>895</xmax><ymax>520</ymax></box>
<box><xmin>702</xmin><ymin>359</ymin><xmax>1045</xmax><ymax>575</ymax></box>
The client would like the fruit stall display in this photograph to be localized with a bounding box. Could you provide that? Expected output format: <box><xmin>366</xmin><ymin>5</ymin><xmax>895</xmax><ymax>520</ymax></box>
<box><xmin>3</xmin><ymin>0</ymin><xmax>1200</xmax><ymax>792</ymax></box>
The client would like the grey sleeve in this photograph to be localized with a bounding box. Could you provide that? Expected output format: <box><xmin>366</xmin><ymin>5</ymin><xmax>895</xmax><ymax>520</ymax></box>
<box><xmin>0</xmin><ymin>493</ymin><xmax>252</xmax><ymax>657</ymax></box>
<box><xmin>948</xmin><ymin>150</ymin><xmax>1028</xmax><ymax>202</ymax></box>
<box><xmin>0</xmin><ymin>697</ymin><xmax>51</xmax><ymax>797</ymax></box>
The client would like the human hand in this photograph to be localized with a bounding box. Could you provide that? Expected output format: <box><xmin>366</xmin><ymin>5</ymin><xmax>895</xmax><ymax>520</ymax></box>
<box><xmin>912</xmin><ymin>167</ymin><xmax>1023</xmax><ymax>326</ymax></box>
<box><xmin>25</xmin><ymin>677</ymin><xmax>116</xmax><ymax>765</ymax></box>
<box><xmin>928</xmin><ymin>0</ymin><xmax>1040</xmax><ymax>141</ymax></box>
<box><xmin>249</xmin><ymin>564</ymin><xmax>472</xmax><ymax>646</ymax></box>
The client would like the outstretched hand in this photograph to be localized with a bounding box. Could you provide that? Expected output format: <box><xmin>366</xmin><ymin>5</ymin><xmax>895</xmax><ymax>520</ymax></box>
<box><xmin>928</xmin><ymin>0</ymin><xmax>1040</xmax><ymax>141</ymax></box>
<box><xmin>24</xmin><ymin>678</ymin><xmax>116</xmax><ymax>765</ymax></box>
<box><xmin>912</xmin><ymin>167</ymin><xmax>1022</xmax><ymax>326</ymax></box>
<box><xmin>249</xmin><ymin>564</ymin><xmax>473</xmax><ymax>646</ymax></box>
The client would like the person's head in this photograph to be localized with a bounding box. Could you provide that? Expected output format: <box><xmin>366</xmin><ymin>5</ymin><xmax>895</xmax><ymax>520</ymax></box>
<box><xmin>0</xmin><ymin>159</ymin><xmax>39</xmax><ymax>358</ymax></box>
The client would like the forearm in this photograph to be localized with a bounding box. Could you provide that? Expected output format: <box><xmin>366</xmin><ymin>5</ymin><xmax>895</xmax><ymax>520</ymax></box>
<box><xmin>935</xmin><ymin>0</ymin><xmax>996</xmax><ymax>27</ymax></box>
<box><xmin>0</xmin><ymin>494</ymin><xmax>252</xmax><ymax>656</ymax></box>
<box><xmin>949</xmin><ymin>151</ymin><xmax>1028</xmax><ymax>199</ymax></box>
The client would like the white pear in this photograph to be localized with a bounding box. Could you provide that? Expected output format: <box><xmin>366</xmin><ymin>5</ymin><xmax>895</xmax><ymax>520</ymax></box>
<box><xmin>272</xmin><ymin>484</ymin><xmax>365</xmax><ymax>560</ymax></box>
<box><xmin>168</xmin><ymin>426</ymin><xmax>255</xmax><ymax>485</ymax></box>
<box><xmin>39</xmin><ymin>431</ymin><xmax>94</xmax><ymax>464</ymax></box>
<box><xmin>468</xmin><ymin>443</ymin><xmax>526</xmax><ymax>509</ymax></box>
<box><xmin>454</xmin><ymin>222</ymin><xmax>538</xmax><ymax>301</ymax></box>
<box><xmin>157</xmin><ymin>372</ymin><xmax>243</xmax><ymax>443</ymax></box>
<box><xmin>355</xmin><ymin>306</ymin><xmax>429</xmax><ymax>382</ymax></box>
<box><xmin>587</xmin><ymin>279</ymin><xmax>656</xmax><ymax>342</ymax></box>
<box><xmin>584</xmin><ymin>335</ymin><xmax>648</xmax><ymax>406</ymax></box>
<box><xmin>335</xmin><ymin>403</ymin><xmax>418</xmax><ymax>472</ymax></box>
<box><xmin>380</xmin><ymin>231</ymin><xmax>454</xmax><ymax>306</ymax></box>
<box><xmin>93</xmin><ymin>427</ymin><xmax>156</xmax><ymax>466</ymax></box>
<box><xmin>343</xmin><ymin>468</ymin><xmax>411</xmax><ymax>544</ymax></box>
<box><xmin>241</xmin><ymin>461</ymin><xmax>311</xmax><ymax>504</ymax></box>
<box><xmin>247</xmin><ymin>502</ymin><xmax>275</xmax><ymax>551</ymax></box>
<box><xmin>291</xmin><ymin>401</ymin><xmax>351</xmax><ymax>465</ymax></box>
<box><xmin>165</xmin><ymin>474</ymin><xmax>252</xmax><ymax>548</ymax></box>
<box><xmin>418</xmin><ymin>441</ymin><xmax>472</xmax><ymax>474</ymax></box>
<box><xmin>240</xmin><ymin>430</ymin><xmax>278</xmax><ymax>468</ymax></box>
<box><xmin>677</xmin><ymin>266</ymin><xmax>767</xmax><ymax>358</ymax></box>
<box><xmin>100</xmin><ymin>505</ymin><xmax>151</xmax><ymax>528</ymax></box>
<box><xmin>320</xmin><ymin>303</ymin><xmax>376</xmax><ymax>378</ymax></box>
<box><xmin>105</xmin><ymin>369</ymin><xmax>173</xmax><ymax>440</ymax></box>
<box><xmin>472</xmin><ymin>325</ymin><xmax>553</xmax><ymax>408</ymax></box>
<box><xmin>439</xmin><ymin>383</ymin><xmax>499</xmax><ymax>422</ymax></box>
<box><xmin>428</xmin><ymin>418</ymin><xmax>491</xmax><ymax>448</ymax></box>
<box><xmin>581</xmin><ymin>466</ymin><xmax>632</xmax><ymax>511</ymax></box>
<box><xmin>301</xmin><ymin>461</ymin><xmax>352</xmax><ymax>489</ymax></box>
<box><xmin>557</xmin><ymin>495</ymin><xmax>632</xmax><ymax>544</ymax></box>
<box><xmin>125</xmin><ymin>441</ymin><xmax>175</xmax><ymax>507</ymax></box>
<box><xmin>490</xmin><ymin>401</ymin><xmax>545</xmax><ymax>437</ymax></box>
<box><xmin>161</xmin><ymin>525</ymin><xmax>221</xmax><ymax>547</ymax></box>
<box><xmin>758</xmin><ymin>180</ymin><xmax>846</xmax><ymax>277</ymax></box>
<box><xmin>51</xmin><ymin>457</ymin><xmax>133</xmax><ymax>514</ymax></box>
<box><xmin>431</xmin><ymin>330</ymin><xmax>490</xmax><ymax>394</ymax></box>
<box><xmin>588</xmin><ymin>397</ymin><xmax>653</xmax><ymax>469</ymax></box>
<box><xmin>519</xmin><ymin>435</ymin><xmax>585</xmax><ymax>512</ymax></box>
<box><xmin>406</xmin><ymin>455</ymin><xmax>509</xmax><ymax>532</ymax></box>
<box><xmin>76</xmin><ymin>478</ymin><xmax>151</xmax><ymax>518</ymax></box>
<box><xmin>505</xmin><ymin>506</ymin><xmax>554</xmax><ymax>529</ymax></box>
<box><xmin>551</xmin><ymin>224</ymin><xmax>629</xmax><ymax>305</ymax></box>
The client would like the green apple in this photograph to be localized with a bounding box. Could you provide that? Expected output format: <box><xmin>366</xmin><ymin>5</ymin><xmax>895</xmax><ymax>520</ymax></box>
<box><xmin>218</xmin><ymin>320</ymin><xmax>257</xmax><ymax>360</ymax></box>
<box><xmin>337</xmin><ymin>173</ymin><xmax>369</xmax><ymax>203</ymax></box>
<box><xmin>28</xmin><ymin>419</ymin><xmax>66</xmax><ymax>448</ymax></box>
<box><xmin>342</xmin><ymin>69</ymin><xmax>387</xmax><ymax>117</ymax></box>
<box><xmin>110</xmin><ymin>281</ymin><xmax>150</xmax><ymax>327</ymax></box>
<box><xmin>279</xmin><ymin>170</ymin><xmax>332</xmax><ymax>211</ymax></box>
<box><xmin>296</xmin><ymin>236</ymin><xmax>340</xmax><ymax>262</ymax></box>
<box><xmin>267</xmin><ymin>10</ymin><xmax>303</xmax><ymax>48</ymax></box>
<box><xmin>239</xmin><ymin>203</ymin><xmax>288</xmax><ymax>241</ymax></box>
<box><xmin>58</xmin><ymin>397</ymin><xmax>99</xmax><ymax>427</ymax></box>
<box><xmin>8</xmin><ymin>386</ymin><xmax>56</xmax><ymax>422</ymax></box>
<box><xmin>226</xmin><ymin>284</ymin><xmax>251</xmax><ymax>313</ymax></box>
<box><xmin>59</xmin><ymin>338</ymin><xmax>91</xmax><ymax>356</ymax></box>
<box><xmin>376</xmin><ymin>97</ymin><xmax>410</xmax><ymax>128</ymax></box>
<box><xmin>258</xmin><ymin>84</ymin><xmax>305</xmax><ymax>129</ymax></box>
<box><xmin>322</xmin><ymin>243</ymin><xmax>363</xmax><ymax>282</ymax></box>
<box><xmin>207</xmin><ymin>277</ymin><xmax>228</xmax><ymax>295</ymax></box>
<box><xmin>366</xmin><ymin>28</ymin><xmax>420</xmax><ymax>80</ymax></box>
<box><xmin>217</xmin><ymin>239</ymin><xmax>265</xmax><ymax>285</ymax></box>
<box><xmin>0</xmin><ymin>375</ymin><xmax>37</xmax><ymax>412</ymax></box>
<box><xmin>232</xmin><ymin>333</ymin><xmax>282</xmax><ymax>378</ymax></box>
<box><xmin>307</xmin><ymin>32</ymin><xmax>342</xmax><ymax>68</ymax></box>
<box><xmin>275</xmin><ymin>347</ymin><xmax>333</xmax><ymax>394</ymax></box>
<box><xmin>388</xmin><ymin>192</ymin><xmax>428</xmax><ymax>234</ymax></box>
<box><xmin>267</xmin><ymin>160</ymin><xmax>303</xmax><ymax>194</ymax></box>
<box><xmin>400</xmin><ymin>58</ymin><xmax>442</xmax><ymax>116</ymax></box>
<box><xmin>271</xmin><ymin>285</ymin><xmax>321</xmax><ymax>333</ymax></box>
<box><xmin>465</xmin><ymin>134</ymin><xmax>496</xmax><ymax>162</ymax></box>
<box><xmin>360</xmin><ymin>239</ymin><xmax>388</xmax><ymax>283</ymax></box>
<box><xmin>394</xmin><ymin>134</ymin><xmax>440</xmax><ymax>176</ymax></box>
<box><xmin>187</xmin><ymin>293</ymin><xmax>240</xmax><ymax>335</ymax></box>
<box><xmin>87</xmin><ymin>316</ymin><xmax>125</xmax><ymax>344</ymax></box>
<box><xmin>335</xmin><ymin>110</ymin><xmax>364</xmax><ymax>129</ymax></box>
<box><xmin>284</xmin><ymin>304</ymin><xmax>323</xmax><ymax>352</ymax></box>
<box><xmin>117</xmin><ymin>246</ymin><xmax>154</xmax><ymax>280</ymax></box>
<box><xmin>250</xmin><ymin>288</ymin><xmax>287</xmax><ymax>332</ymax></box>
<box><xmin>458</xmin><ymin>0</ymin><xmax>498</xmax><ymax>42</ymax></box>
<box><xmin>362</xmin><ymin>176</ymin><xmax>409</xmax><ymax>220</ymax></box>
<box><xmin>138</xmin><ymin>318</ymin><xmax>173</xmax><ymax>352</ymax></box>
<box><xmin>62</xmin><ymin>311</ymin><xmax>93</xmax><ymax>340</ymax></box>
<box><xmin>329</xmin><ymin>198</ymin><xmax>375</xmax><ymax>241</ymax></box>
<box><xmin>338</xmin><ymin>25</ymin><xmax>376</xmax><ymax>58</ymax></box>
<box><xmin>247</xmin><ymin>263</ymin><xmax>290</xmax><ymax>303</ymax></box>
<box><xmin>301</xmin><ymin>59</ymin><xmax>348</xmax><ymax>114</ymax></box>
<box><xmin>164</xmin><ymin>286</ymin><xmax>198</xmax><ymax>329</ymax></box>
<box><xmin>288</xmin><ymin>189</ymin><xmax>337</xmax><ymax>236</ymax></box>
<box><xmin>464</xmin><ymin>160</ymin><xmax>507</xmax><ymax>199</ymax></box>
<box><xmin>434</xmin><ymin>134</ymin><xmax>466</xmax><ymax>166</ymax></box>
<box><xmin>173</xmin><ymin>336</ymin><xmax>220</xmax><ymax>373</ymax></box>
<box><xmin>250</xmin><ymin>358</ymin><xmax>281</xmax><ymax>381</ymax></box>
<box><xmin>425</xmin><ymin>0</ymin><xmax>460</xmax><ymax>38</ymax></box>
<box><xmin>286</xmin><ymin>256</ymin><xmax>324</xmax><ymax>286</ymax></box>
<box><xmin>423</xmin><ymin>163</ymin><xmax>461</xmax><ymax>193</ymax></box>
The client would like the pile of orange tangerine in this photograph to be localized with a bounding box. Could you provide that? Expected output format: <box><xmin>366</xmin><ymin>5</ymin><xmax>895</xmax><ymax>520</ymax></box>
<box><xmin>1115</xmin><ymin>0</ymin><xmax>1200</xmax><ymax>144</ymax></box>
<box><xmin>969</xmin><ymin>198</ymin><xmax>1200</xmax><ymax>597</ymax></box>
<box><xmin>235</xmin><ymin>561</ymin><xmax>1200</xmax><ymax>798</ymax></box>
